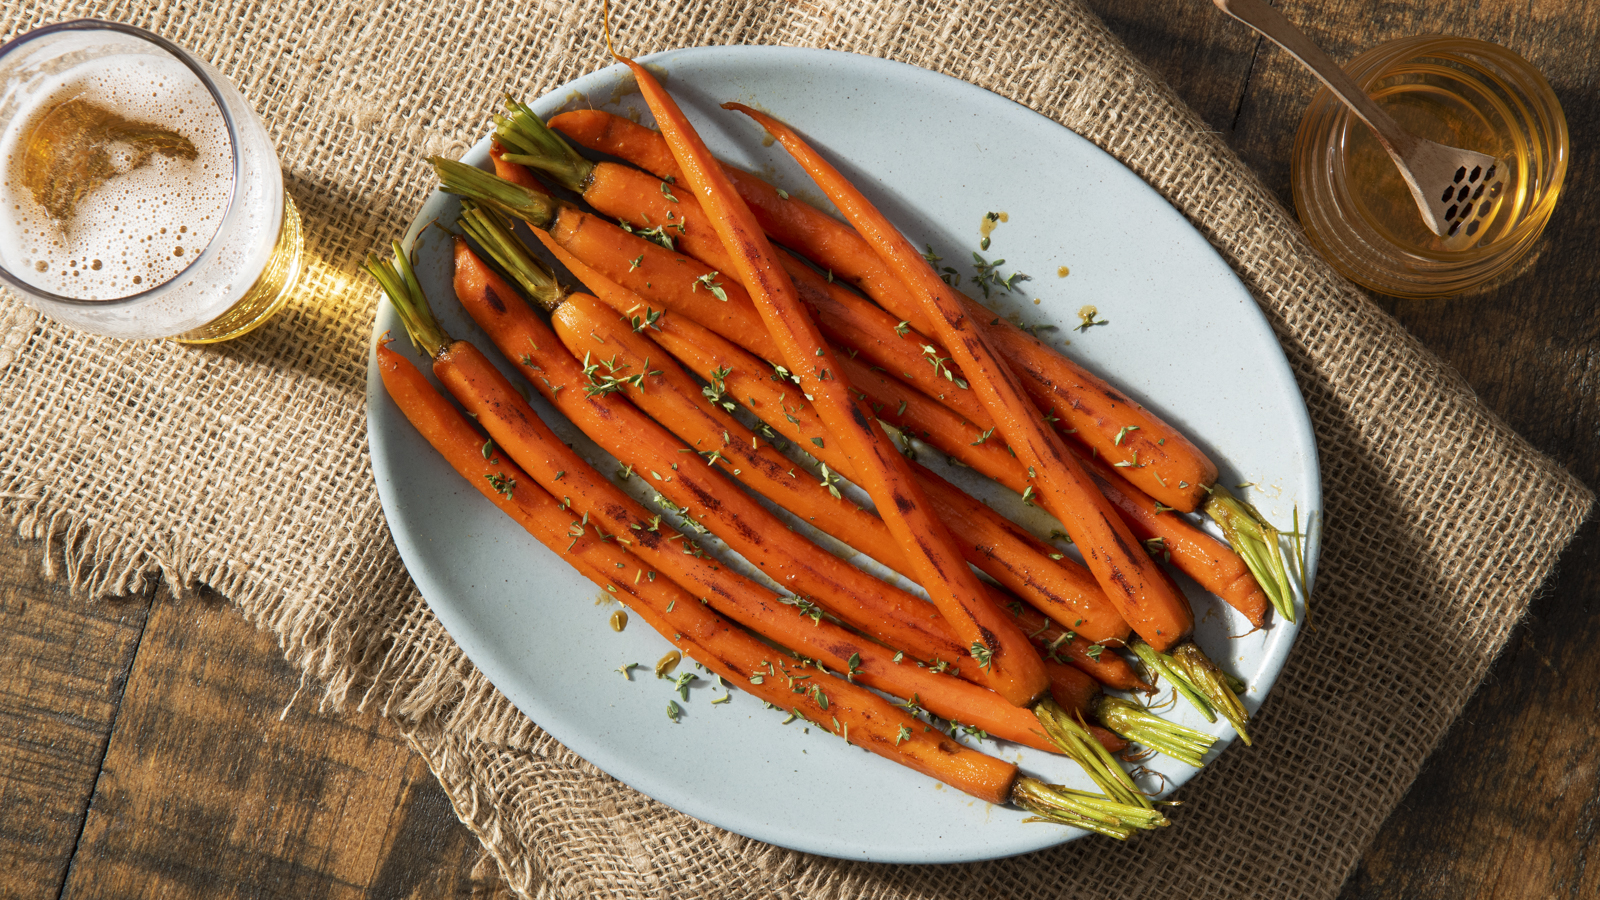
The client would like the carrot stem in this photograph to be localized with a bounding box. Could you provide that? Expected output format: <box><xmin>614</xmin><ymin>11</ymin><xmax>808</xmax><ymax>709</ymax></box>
<box><xmin>1032</xmin><ymin>700</ymin><xmax>1152</xmax><ymax>810</ymax></box>
<box><xmin>1011</xmin><ymin>777</ymin><xmax>1170</xmax><ymax>838</ymax></box>
<box><xmin>456</xmin><ymin>202</ymin><xmax>564</xmax><ymax>308</ymax></box>
<box><xmin>1093</xmin><ymin>696</ymin><xmax>1217</xmax><ymax>767</ymax></box>
<box><xmin>493</xmin><ymin>95</ymin><xmax>596</xmax><ymax>191</ymax></box>
<box><xmin>1172</xmin><ymin>643</ymin><xmax>1251</xmax><ymax>746</ymax></box>
<box><xmin>1205</xmin><ymin>486</ymin><xmax>1296</xmax><ymax>623</ymax></box>
<box><xmin>431</xmin><ymin>157</ymin><xmax>557</xmax><ymax>228</ymax></box>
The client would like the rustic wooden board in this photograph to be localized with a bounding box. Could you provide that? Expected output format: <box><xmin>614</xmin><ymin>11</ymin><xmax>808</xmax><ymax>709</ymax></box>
<box><xmin>0</xmin><ymin>534</ymin><xmax>506</xmax><ymax>898</ymax></box>
<box><xmin>1088</xmin><ymin>1</ymin><xmax>1600</xmax><ymax>897</ymax></box>
<box><xmin>1</xmin><ymin>2</ymin><xmax>1596</xmax><ymax>896</ymax></box>
<box><xmin>0</xmin><ymin>536</ymin><xmax>151</xmax><ymax>898</ymax></box>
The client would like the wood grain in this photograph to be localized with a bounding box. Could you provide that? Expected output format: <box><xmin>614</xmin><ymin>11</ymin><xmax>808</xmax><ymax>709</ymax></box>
<box><xmin>0</xmin><ymin>536</ymin><xmax>507</xmax><ymax>899</ymax></box>
<box><xmin>0</xmin><ymin>537</ymin><xmax>151</xmax><ymax>898</ymax></box>
<box><xmin>1088</xmin><ymin>1</ymin><xmax>1600</xmax><ymax>897</ymax></box>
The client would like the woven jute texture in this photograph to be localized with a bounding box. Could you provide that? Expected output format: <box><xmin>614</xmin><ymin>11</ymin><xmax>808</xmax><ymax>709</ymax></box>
<box><xmin>0</xmin><ymin>0</ymin><xmax>1591</xmax><ymax>897</ymax></box>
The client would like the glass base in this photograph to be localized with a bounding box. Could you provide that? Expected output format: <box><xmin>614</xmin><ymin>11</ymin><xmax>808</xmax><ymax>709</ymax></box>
<box><xmin>171</xmin><ymin>195</ymin><xmax>304</xmax><ymax>343</ymax></box>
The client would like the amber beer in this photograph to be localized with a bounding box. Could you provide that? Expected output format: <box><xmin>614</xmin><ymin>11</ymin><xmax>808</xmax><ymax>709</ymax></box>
<box><xmin>0</xmin><ymin>20</ymin><xmax>301</xmax><ymax>342</ymax></box>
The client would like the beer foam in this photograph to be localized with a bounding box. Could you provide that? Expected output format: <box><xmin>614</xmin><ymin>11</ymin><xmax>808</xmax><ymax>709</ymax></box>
<box><xmin>0</xmin><ymin>52</ymin><xmax>232</xmax><ymax>300</ymax></box>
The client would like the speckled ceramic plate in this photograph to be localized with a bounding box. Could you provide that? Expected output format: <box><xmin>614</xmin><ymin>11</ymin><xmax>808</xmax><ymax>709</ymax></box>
<box><xmin>366</xmin><ymin>46</ymin><xmax>1320</xmax><ymax>863</ymax></box>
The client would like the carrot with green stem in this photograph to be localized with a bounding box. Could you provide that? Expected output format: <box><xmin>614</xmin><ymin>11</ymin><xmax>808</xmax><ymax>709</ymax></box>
<box><xmin>553</xmin><ymin>287</ymin><xmax>1130</xmax><ymax>647</ymax></box>
<box><xmin>373</xmin><ymin>337</ymin><xmax>1043</xmax><ymax>812</ymax></box>
<box><xmin>542</xmin><ymin>106</ymin><xmax>1299</xmax><ymax>618</ymax></box>
<box><xmin>602</xmin><ymin>44</ymin><xmax>1049</xmax><ymax>709</ymax></box>
<box><xmin>483</xmin><ymin>119</ymin><xmax>1279</xmax><ymax>629</ymax></box>
<box><xmin>525</xmin><ymin>221</ymin><xmax>1142</xmax><ymax>673</ymax></box>
<box><xmin>448</xmin><ymin>211</ymin><xmax>986</xmax><ymax>685</ymax></box>
<box><xmin>728</xmin><ymin>104</ymin><xmax>1253</xmax><ymax>741</ymax></box>
<box><xmin>544</xmin><ymin>108</ymin><xmax>1210</xmax><ymax>505</ymax></box>
<box><xmin>372</xmin><ymin>245</ymin><xmax>1170</xmax><ymax>829</ymax></box>
<box><xmin>462</xmin><ymin>147</ymin><xmax>998</xmax><ymax>432</ymax></box>
<box><xmin>454</xmin><ymin>216</ymin><xmax>1206</xmax><ymax>781</ymax></box>
<box><xmin>535</xmin><ymin>229</ymin><xmax>1223</xmax><ymax>763</ymax></box>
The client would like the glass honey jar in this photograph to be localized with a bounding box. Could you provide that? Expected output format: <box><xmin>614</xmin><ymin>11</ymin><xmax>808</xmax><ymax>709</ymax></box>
<box><xmin>1292</xmin><ymin>36</ymin><xmax>1567</xmax><ymax>298</ymax></box>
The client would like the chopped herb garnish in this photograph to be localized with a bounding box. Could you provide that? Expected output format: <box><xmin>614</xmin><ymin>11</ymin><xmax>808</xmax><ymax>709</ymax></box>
<box><xmin>969</xmin><ymin>642</ymin><xmax>994</xmax><ymax>668</ymax></box>
<box><xmin>692</xmin><ymin>271</ymin><xmax>729</xmax><ymax>301</ymax></box>
<box><xmin>660</xmin><ymin>181</ymin><xmax>679</xmax><ymax>202</ymax></box>
<box><xmin>485</xmin><ymin>472</ymin><xmax>515</xmax><ymax>498</ymax></box>
<box><xmin>666</xmin><ymin>700</ymin><xmax>681</xmax><ymax>722</ymax></box>
<box><xmin>1115</xmin><ymin>425</ymin><xmax>1139</xmax><ymax>445</ymax></box>
<box><xmin>617</xmin><ymin>662</ymin><xmax>639</xmax><ymax>679</ymax></box>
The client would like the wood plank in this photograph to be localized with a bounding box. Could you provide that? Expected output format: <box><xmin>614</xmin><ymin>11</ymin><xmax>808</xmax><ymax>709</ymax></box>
<box><xmin>0</xmin><ymin>535</ymin><xmax>152</xmax><ymax>898</ymax></box>
<box><xmin>1179</xmin><ymin>2</ymin><xmax>1600</xmax><ymax>897</ymax></box>
<box><xmin>49</xmin><ymin>577</ymin><xmax>498</xmax><ymax>899</ymax></box>
<box><xmin>1086</xmin><ymin>0</ymin><xmax>1263</xmax><ymax>136</ymax></box>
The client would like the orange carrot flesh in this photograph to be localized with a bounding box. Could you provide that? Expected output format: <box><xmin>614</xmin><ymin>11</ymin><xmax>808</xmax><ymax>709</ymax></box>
<box><xmin>378</xmin><ymin>343</ymin><xmax>1017</xmax><ymax>802</ymax></box>
<box><xmin>1046</xmin><ymin>661</ymin><xmax>1102</xmax><ymax>720</ymax></box>
<box><xmin>1077</xmin><ymin>454</ymin><xmax>1270</xmax><ymax>628</ymax></box>
<box><xmin>491</xmin><ymin>150</ymin><xmax>1258</xmax><ymax>628</ymax></box>
<box><xmin>545</xmin><ymin>153</ymin><xmax>994</xmax><ymax>428</ymax></box>
<box><xmin>546</xmin><ymin>207</ymin><xmax>781</xmax><ymax>361</ymax></box>
<box><xmin>553</xmin><ymin>108</ymin><xmax>1217</xmax><ymax>512</ymax></box>
<box><xmin>451</xmin><ymin>240</ymin><xmax>987</xmax><ymax>680</ymax></box>
<box><xmin>1004</xmin><ymin>599</ymin><xmax>1151</xmax><ymax>692</ymax></box>
<box><xmin>731</xmin><ymin>104</ymin><xmax>1195</xmax><ymax>653</ymax></box>
<box><xmin>401</xmin><ymin>325</ymin><xmax>1056</xmax><ymax>757</ymax></box>
<box><xmin>488</xmin><ymin>149</ymin><xmax>1253</xmax><ymax>628</ymax></box>
<box><xmin>624</xmin><ymin>59</ymin><xmax>1048</xmax><ymax>706</ymax></box>
<box><xmin>550</xmin><ymin>246</ymin><xmax>1131</xmax><ymax>648</ymax></box>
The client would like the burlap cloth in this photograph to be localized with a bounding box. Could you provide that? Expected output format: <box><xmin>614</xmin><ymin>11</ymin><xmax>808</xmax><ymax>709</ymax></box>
<box><xmin>0</xmin><ymin>0</ymin><xmax>1591</xmax><ymax>896</ymax></box>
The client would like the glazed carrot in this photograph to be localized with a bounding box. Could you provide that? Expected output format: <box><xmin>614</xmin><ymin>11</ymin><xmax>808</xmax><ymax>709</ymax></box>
<box><xmin>445</xmin><ymin>233</ymin><xmax>987</xmax><ymax>682</ymax></box>
<box><xmin>550</xmin><ymin>108</ymin><xmax>1216</xmax><ymax>511</ymax></box>
<box><xmin>374</xmin><ymin>245</ymin><xmax>1168</xmax><ymax>831</ymax></box>
<box><xmin>1003</xmin><ymin>600</ymin><xmax>1150</xmax><ymax>693</ymax></box>
<box><xmin>481</xmin><ymin>128</ymin><xmax>1271</xmax><ymax>627</ymax></box>
<box><xmin>618</xmin><ymin>55</ymin><xmax>1048</xmax><ymax>707</ymax></box>
<box><xmin>374</xmin><ymin>340</ymin><xmax>1020</xmax><ymax>801</ymax></box>
<box><xmin>483</xmin><ymin>140</ymin><xmax>998</xmax><ymax>431</ymax></box>
<box><xmin>551</xmin><ymin>287</ymin><xmax>1130</xmax><ymax>646</ymax></box>
<box><xmin>1076</xmin><ymin>453</ymin><xmax>1270</xmax><ymax>628</ymax></box>
<box><xmin>730</xmin><ymin>104</ymin><xmax>1195</xmax><ymax>648</ymax></box>
<box><xmin>1046</xmin><ymin>661</ymin><xmax>1102</xmax><ymax>719</ymax></box>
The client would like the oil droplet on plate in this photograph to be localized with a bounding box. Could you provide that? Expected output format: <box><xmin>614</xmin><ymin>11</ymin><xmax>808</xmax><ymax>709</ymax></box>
<box><xmin>609</xmin><ymin>610</ymin><xmax>628</xmax><ymax>632</ymax></box>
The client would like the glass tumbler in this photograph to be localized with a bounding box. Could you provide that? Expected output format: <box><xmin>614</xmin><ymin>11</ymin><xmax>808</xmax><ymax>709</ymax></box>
<box><xmin>0</xmin><ymin>19</ymin><xmax>302</xmax><ymax>342</ymax></box>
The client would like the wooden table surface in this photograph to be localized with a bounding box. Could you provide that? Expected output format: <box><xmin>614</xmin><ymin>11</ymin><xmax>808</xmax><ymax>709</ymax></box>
<box><xmin>3</xmin><ymin>1</ymin><xmax>1597</xmax><ymax>897</ymax></box>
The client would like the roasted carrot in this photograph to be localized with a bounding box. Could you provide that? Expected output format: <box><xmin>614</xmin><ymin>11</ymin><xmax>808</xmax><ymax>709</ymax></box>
<box><xmin>480</xmin><ymin>140</ymin><xmax>997</xmax><ymax>432</ymax></box>
<box><xmin>444</xmin><ymin>231</ymin><xmax>990</xmax><ymax>684</ymax></box>
<box><xmin>373</xmin><ymin>339</ymin><xmax>1022</xmax><ymax>801</ymax></box>
<box><xmin>731</xmin><ymin>105</ymin><xmax>1255</xmax><ymax>742</ymax></box>
<box><xmin>549</xmin><ymin>107</ymin><xmax>1216</xmax><ymax>511</ymax></box>
<box><xmin>373</xmin><ymin>244</ymin><xmax>1167</xmax><ymax>832</ymax></box>
<box><xmin>616</xmin><ymin>56</ymin><xmax>1048</xmax><ymax>707</ymax></box>
<box><xmin>481</xmin><ymin>122</ymin><xmax>1275</xmax><ymax>628</ymax></box>
<box><xmin>1046</xmin><ymin>661</ymin><xmax>1101</xmax><ymax>719</ymax></box>
<box><xmin>551</xmin><ymin>286</ymin><xmax>1130</xmax><ymax>646</ymax></box>
<box><xmin>730</xmin><ymin>104</ymin><xmax>1193</xmax><ymax>644</ymax></box>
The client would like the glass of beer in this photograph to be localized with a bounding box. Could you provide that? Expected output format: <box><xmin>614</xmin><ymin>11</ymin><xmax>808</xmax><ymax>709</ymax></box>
<box><xmin>0</xmin><ymin>19</ymin><xmax>302</xmax><ymax>342</ymax></box>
